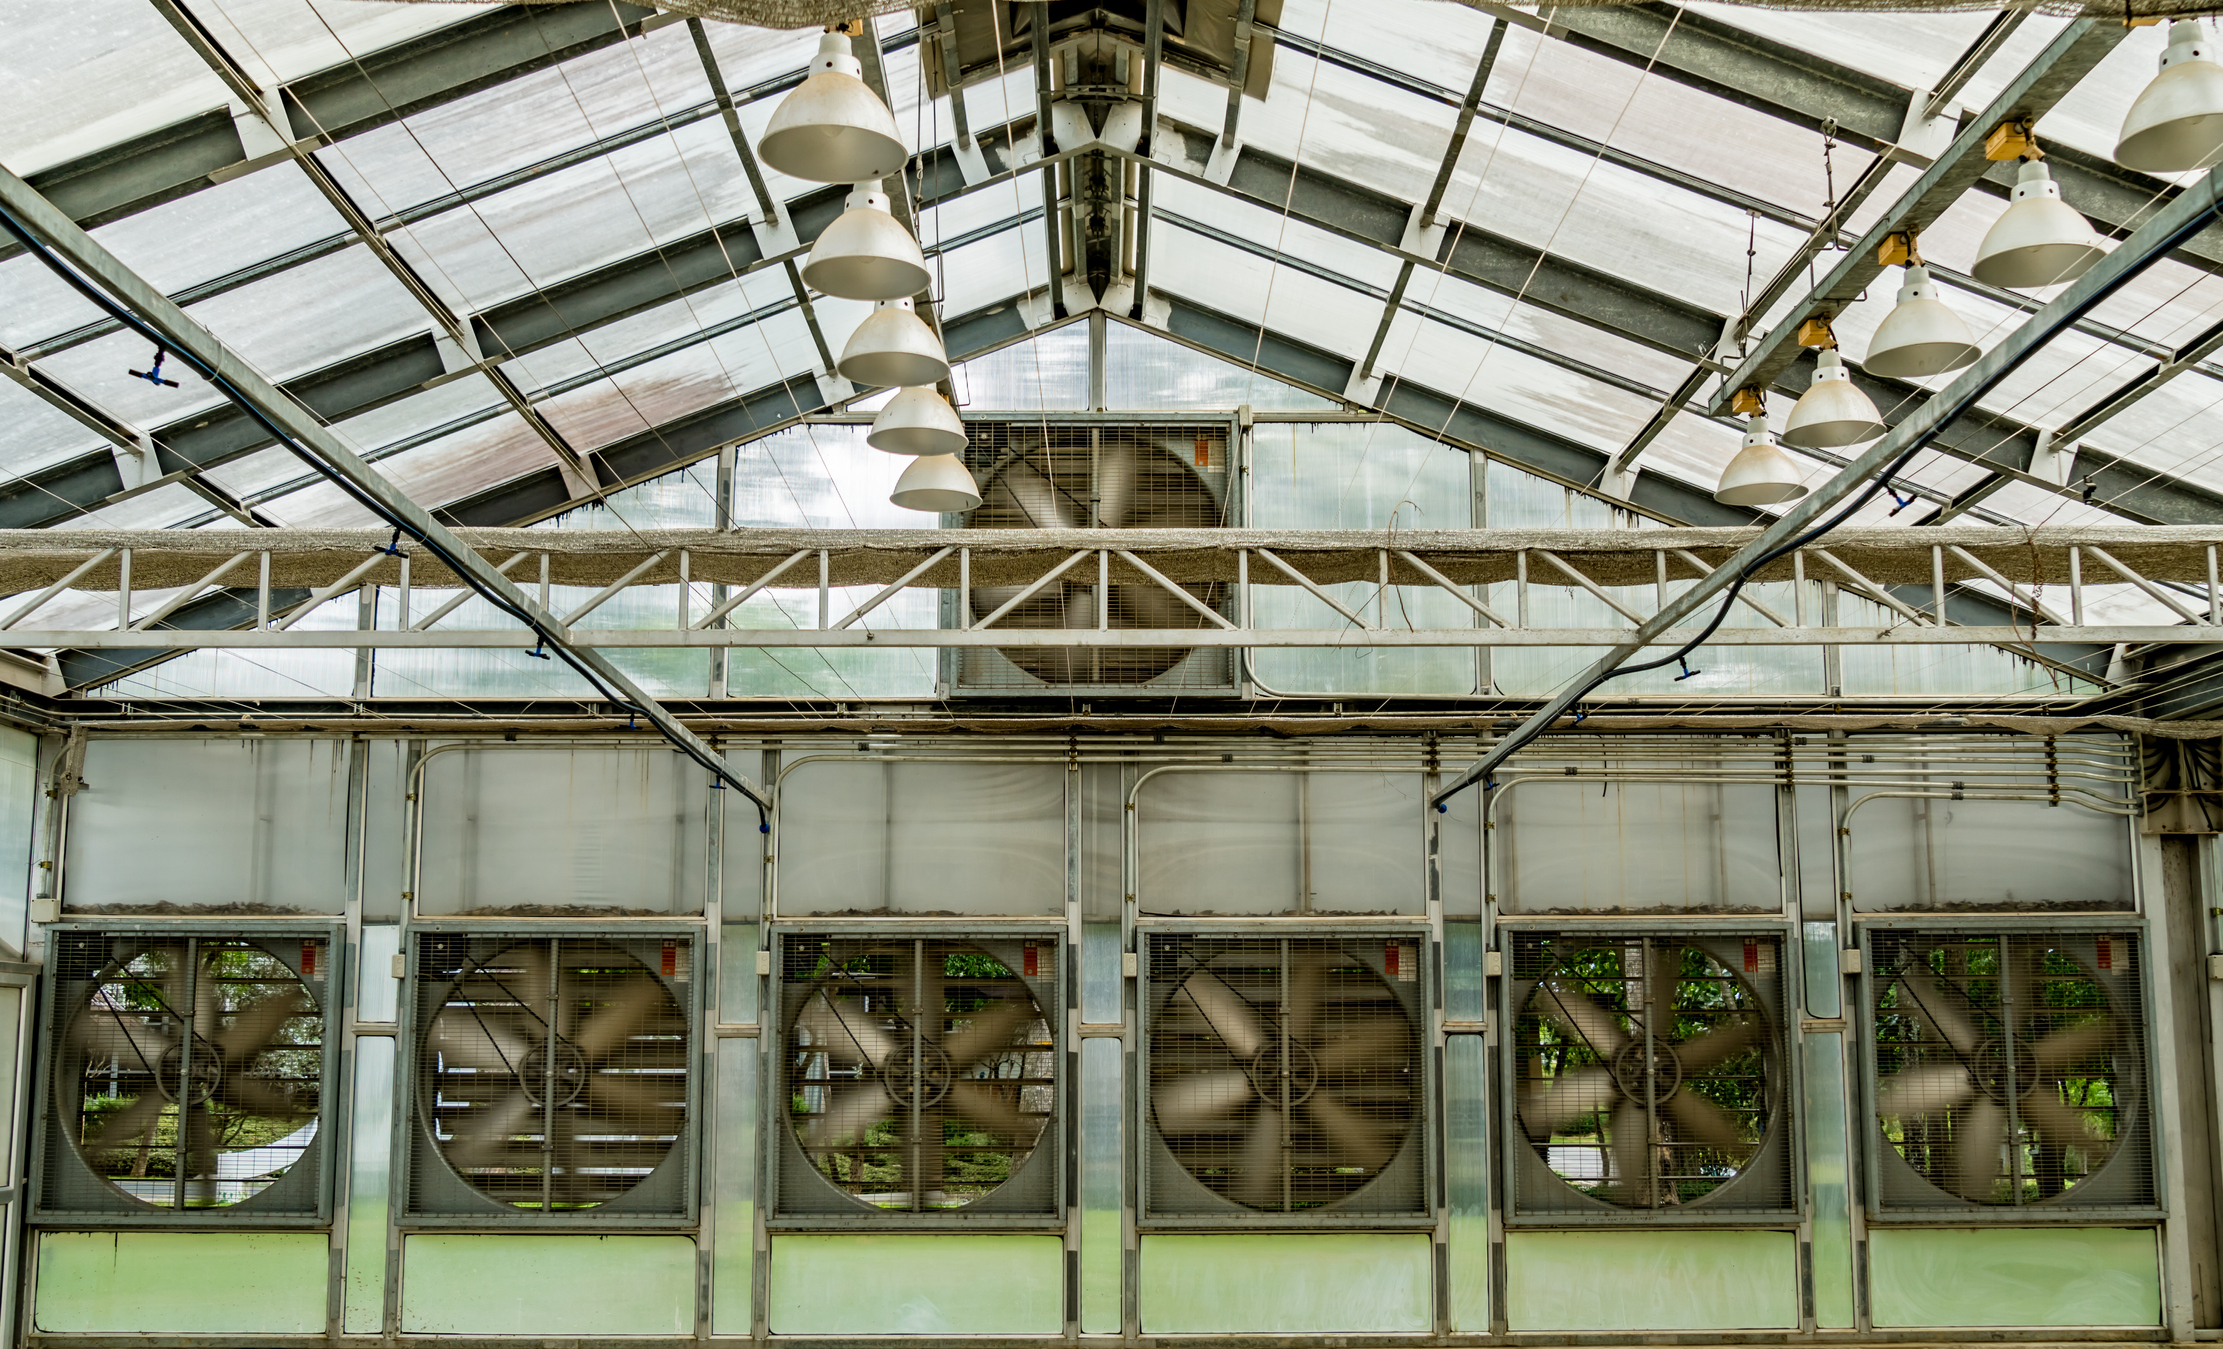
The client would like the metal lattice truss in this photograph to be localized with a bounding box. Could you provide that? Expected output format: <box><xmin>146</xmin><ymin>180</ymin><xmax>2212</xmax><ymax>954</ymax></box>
<box><xmin>5</xmin><ymin>525</ymin><xmax>2214</xmax><ymax>660</ymax></box>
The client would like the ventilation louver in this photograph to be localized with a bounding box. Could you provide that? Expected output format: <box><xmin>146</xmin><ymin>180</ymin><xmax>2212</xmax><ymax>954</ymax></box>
<box><xmin>1504</xmin><ymin>931</ymin><xmax>1793</xmax><ymax>1220</ymax></box>
<box><xmin>1142</xmin><ymin>933</ymin><xmax>1428</xmax><ymax>1219</ymax></box>
<box><xmin>773</xmin><ymin>933</ymin><xmax>1061</xmax><ymax>1219</ymax></box>
<box><xmin>959</xmin><ymin>422</ymin><xmax>1233</xmax><ymax>692</ymax></box>
<box><xmin>36</xmin><ymin>929</ymin><xmax>334</xmax><ymax>1221</ymax></box>
<box><xmin>1863</xmin><ymin>927</ymin><xmax>2154</xmax><ymax>1215</ymax></box>
<box><xmin>406</xmin><ymin>933</ymin><xmax>694</xmax><ymax>1219</ymax></box>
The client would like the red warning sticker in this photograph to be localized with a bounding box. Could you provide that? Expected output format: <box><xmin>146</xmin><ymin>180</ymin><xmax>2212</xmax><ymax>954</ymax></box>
<box><xmin>1023</xmin><ymin>944</ymin><xmax>1039</xmax><ymax>978</ymax></box>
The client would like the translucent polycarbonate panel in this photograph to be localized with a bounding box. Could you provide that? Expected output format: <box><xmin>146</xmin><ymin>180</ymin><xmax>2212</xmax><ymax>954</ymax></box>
<box><xmin>498</xmin><ymin>273</ymin><xmax>796</xmax><ymax>394</ymax></box>
<box><xmin>1806</xmin><ymin>1034</ymin><xmax>1854</xmax><ymax>1329</ymax></box>
<box><xmin>776</xmin><ymin>759</ymin><xmax>1064</xmax><ymax>915</ymax></box>
<box><xmin>718</xmin><ymin>924</ymin><xmax>759</xmax><ymax>1023</ymax></box>
<box><xmin>1838</xmin><ymin>592</ymin><xmax>2093</xmax><ymax>696</ymax></box>
<box><xmin>0</xmin><ymin>0</ymin><xmax>229</xmax><ymax>175</ymax></box>
<box><xmin>357</xmin><ymin>925</ymin><xmax>402</xmax><ymax>1024</ymax></box>
<box><xmin>1281</xmin><ymin>0</ymin><xmax>1496</xmax><ymax>98</ymax></box>
<box><xmin>1488</xmin><ymin>577</ymin><xmax>1825</xmax><ymax>697</ymax></box>
<box><xmin>342</xmin><ymin>1035</ymin><xmax>395</xmax><ymax>1336</ymax></box>
<box><xmin>1104</xmin><ymin>320</ymin><xmax>1336</xmax><ymax>410</ymax></box>
<box><xmin>99</xmin><ymin>597</ymin><xmax>361</xmax><ymax>700</ymax></box>
<box><xmin>52</xmin><ymin>484</ymin><xmax>214</xmax><ymax>532</ymax></box>
<box><xmin>264</xmin><ymin>415</ymin><xmax>560</xmax><ymax>528</ymax></box>
<box><xmin>1081</xmin><ymin>922</ymin><xmax>1122</xmax><ymax>1026</ymax></box>
<box><xmin>416</xmin><ymin>745</ymin><xmax>711</xmax><ymax>913</ymax></box>
<box><xmin>64</xmin><ymin>737</ymin><xmax>352</xmax><ymax>911</ymax></box>
<box><xmin>1444</xmin><ymin>1033</ymin><xmax>1489</xmax><ymax>1333</ymax></box>
<box><xmin>721</xmin><ymin>760</ymin><xmax>767</xmax><ymax>927</ymax></box>
<box><xmin>1155</xmin><ymin>174</ymin><xmax>1404</xmax><ymax>294</ymax></box>
<box><xmin>1845</xmin><ymin>784</ymin><xmax>2134</xmax><ymax>911</ymax></box>
<box><xmin>1135</xmin><ymin>770</ymin><xmax>1426</xmax><ymax>914</ymax></box>
<box><xmin>364</xmin><ymin>598</ymin><xmax>597</xmax><ymax>699</ymax></box>
<box><xmin>1248</xmin><ymin>420</ymin><xmax>1479</xmax><ymax>694</ymax></box>
<box><xmin>1441</xmin><ymin>787</ymin><xmax>1483</xmax><ymax>918</ymax></box>
<box><xmin>710</xmin><ymin>1038</ymin><xmax>758</xmax><ymax>1335</ymax></box>
<box><xmin>933</xmin><ymin>227</ymin><xmax>1052</xmax><ymax>320</ymax></box>
<box><xmin>379</xmin><ymin>580</ymin><xmax>717</xmax><ymax>704</ymax></box>
<box><xmin>542</xmin><ymin>461</ymin><xmax>723</xmax><ymax>529</ymax></box>
<box><xmin>1706</xmin><ymin>6</ymin><xmax>1997</xmax><ymax>91</ymax></box>
<box><xmin>38</xmin><ymin>1233</ymin><xmax>329</xmax><ymax>1335</ymax></box>
<box><xmin>0</xmin><ymin>253</ymin><xmax>107</xmax><ymax>352</ymax></box>
<box><xmin>0</xmin><ymin>727</ymin><xmax>34</xmax><ymax>957</ymax></box>
<box><xmin>1485</xmin><ymin>458</ymin><xmax>1629</xmax><ymax>528</ymax></box>
<box><xmin>1494</xmin><ymin>775</ymin><xmax>1783</xmax><ymax>913</ymax></box>
<box><xmin>1443</xmin><ymin>919</ymin><xmax>1484</xmax><ymax>1023</ymax></box>
<box><xmin>1139</xmin><ymin>1234</ymin><xmax>1431</xmax><ymax>1334</ymax></box>
<box><xmin>0</xmin><ymin>985</ymin><xmax>21</xmax><ymax>1177</ymax></box>
<box><xmin>1080</xmin><ymin>1036</ymin><xmax>1121</xmax><ymax>1335</ymax></box>
<box><xmin>949</xmin><ymin>324</ymin><xmax>1089</xmax><ymax>411</ymax></box>
<box><xmin>733</xmin><ymin>422</ymin><xmax>956</xmax><ymax>527</ymax></box>
<box><xmin>532</xmin><ymin>315</ymin><xmax>809</xmax><ymax>454</ymax></box>
<box><xmin>713</xmin><ymin>588</ymin><xmax>938</xmax><ymax>698</ymax></box>
<box><xmin>361</xmin><ymin>740</ymin><xmax>410</xmax><ymax>922</ymax></box>
<box><xmin>702</xmin><ymin>18</ymin><xmax>818</xmax><ymax>94</ymax></box>
<box><xmin>1079</xmin><ymin>765</ymin><xmax>1124</xmax><ymax>924</ymax></box>
<box><xmin>1868</xmin><ymin>1228</ymin><xmax>2160</xmax><ymax>1327</ymax></box>
<box><xmin>1378</xmin><ymin>311</ymin><xmax>1660</xmax><ymax>453</ymax></box>
<box><xmin>1150</xmin><ymin>223</ymin><xmax>1385</xmax><ymax>362</ymax></box>
<box><xmin>181</xmin><ymin>0</ymin><xmax>497</xmax><ymax>88</ymax></box>
<box><xmin>0</xmin><ymin>381</ymin><xmax>104</xmax><ymax>484</ymax></box>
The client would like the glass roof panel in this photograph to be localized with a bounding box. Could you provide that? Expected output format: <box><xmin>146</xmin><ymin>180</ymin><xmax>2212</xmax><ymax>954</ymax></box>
<box><xmin>0</xmin><ymin>382</ymin><xmax>108</xmax><ymax>480</ymax></box>
<box><xmin>1400</xmin><ymin>270</ymin><xmax>1695</xmax><ymax>392</ymax></box>
<box><xmin>0</xmin><ymin>0</ymin><xmax>229</xmax><ymax>175</ymax></box>
<box><xmin>180</xmin><ymin>0</ymin><xmax>501</xmax><ymax>88</ymax></box>
<box><xmin>1104</xmin><ymin>321</ymin><xmax>1337</xmax><ymax>411</ymax></box>
<box><xmin>1688</xmin><ymin>3</ymin><xmax>1995</xmax><ymax>92</ymax></box>
<box><xmin>733</xmin><ymin>422</ymin><xmax>935</xmax><ymax>529</ymax></box>
<box><xmin>499</xmin><ymin>277</ymin><xmax>797</xmax><ymax>398</ymax></box>
<box><xmin>1383</xmin><ymin>311</ymin><xmax>1660</xmax><ymax>454</ymax></box>
<box><xmin>934</xmin><ymin>226</ymin><xmax>1050</xmax><ymax>319</ymax></box>
<box><xmin>532</xmin><ymin>309</ymin><xmax>813</xmax><ymax>453</ymax></box>
<box><xmin>1152</xmin><ymin>174</ymin><xmax>1403</xmax><ymax>292</ymax></box>
<box><xmin>1150</xmin><ymin>224</ymin><xmax>1384</xmax><ymax>361</ymax></box>
<box><xmin>51</xmin><ymin>482</ymin><xmax>210</xmax><ymax>531</ymax></box>
<box><xmin>256</xmin><ymin>411</ymin><xmax>558</xmax><ymax>527</ymax></box>
<box><xmin>1278</xmin><ymin>0</ymin><xmax>1496</xmax><ymax>95</ymax></box>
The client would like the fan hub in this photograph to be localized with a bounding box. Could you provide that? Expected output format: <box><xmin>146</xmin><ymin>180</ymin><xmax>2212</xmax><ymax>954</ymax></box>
<box><xmin>880</xmin><ymin>1042</ymin><xmax>955</xmax><ymax>1108</ymax></box>
<box><xmin>1970</xmin><ymin>1037</ymin><xmax>2043</xmax><ymax>1104</ymax></box>
<box><xmin>1243</xmin><ymin>1035</ymin><xmax>1322</xmax><ymax>1108</ymax></box>
<box><xmin>517</xmin><ymin>1040</ymin><xmax>589</xmax><ymax>1107</ymax></box>
<box><xmin>1610</xmin><ymin>1038</ymin><xmax>1684</xmax><ymax>1106</ymax></box>
<box><xmin>154</xmin><ymin>1035</ymin><xmax>222</xmax><ymax>1104</ymax></box>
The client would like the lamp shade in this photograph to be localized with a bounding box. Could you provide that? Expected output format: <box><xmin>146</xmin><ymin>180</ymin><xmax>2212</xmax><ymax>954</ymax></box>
<box><xmin>838</xmin><ymin>298</ymin><xmax>951</xmax><ymax>388</ymax></box>
<box><xmin>2116</xmin><ymin>20</ymin><xmax>2223</xmax><ymax>172</ymax></box>
<box><xmin>868</xmin><ymin>386</ymin><xmax>967</xmax><ymax>455</ymax></box>
<box><xmin>1863</xmin><ymin>265</ymin><xmax>1981</xmax><ymax>378</ymax></box>
<box><xmin>1715</xmin><ymin>418</ymin><xmax>1809</xmax><ymax>507</ymax></box>
<box><xmin>889</xmin><ymin>453</ymin><xmax>982</xmax><ymax>512</ymax></box>
<box><xmin>1971</xmin><ymin>159</ymin><xmax>2106</xmax><ymax>289</ymax></box>
<box><xmin>758</xmin><ymin>32</ymin><xmax>908</xmax><ymax>184</ymax></box>
<box><xmin>1782</xmin><ymin>347</ymin><xmax>1886</xmax><ymax>449</ymax></box>
<box><xmin>800</xmin><ymin>182</ymin><xmax>931</xmax><ymax>301</ymax></box>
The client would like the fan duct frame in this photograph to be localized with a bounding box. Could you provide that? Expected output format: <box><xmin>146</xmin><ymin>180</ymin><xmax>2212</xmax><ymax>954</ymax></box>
<box><xmin>399</xmin><ymin>926</ymin><xmax>700</xmax><ymax>1227</ymax></box>
<box><xmin>32</xmin><ymin>922</ymin><xmax>342</xmax><ymax>1226</ymax></box>
<box><xmin>1499</xmin><ymin>923</ymin><xmax>1801</xmax><ymax>1227</ymax></box>
<box><xmin>766</xmin><ymin>924</ymin><xmax>1067</xmax><ymax>1228</ymax></box>
<box><xmin>1137</xmin><ymin>924</ymin><xmax>1437</xmax><ymax>1228</ymax></box>
<box><xmin>1855</xmin><ymin>918</ymin><xmax>2161</xmax><ymax>1223</ymax></box>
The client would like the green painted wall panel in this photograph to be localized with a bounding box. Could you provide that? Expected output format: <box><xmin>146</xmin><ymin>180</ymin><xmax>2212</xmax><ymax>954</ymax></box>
<box><xmin>768</xmin><ymin>1234</ymin><xmax>1062</xmax><ymax>1335</ymax></box>
<box><xmin>400</xmin><ymin>1234</ymin><xmax>696</xmax><ymax>1336</ymax></box>
<box><xmin>1869</xmin><ymin>1226</ymin><xmax>2161</xmax><ymax>1327</ymax></box>
<box><xmin>35</xmin><ymin>1231</ymin><xmax>329</xmax><ymax>1334</ymax></box>
<box><xmin>1505</xmin><ymin>1229</ymin><xmax>1798</xmax><ymax>1331</ymax></box>
<box><xmin>1139</xmin><ymin>1233</ymin><xmax>1431</xmax><ymax>1334</ymax></box>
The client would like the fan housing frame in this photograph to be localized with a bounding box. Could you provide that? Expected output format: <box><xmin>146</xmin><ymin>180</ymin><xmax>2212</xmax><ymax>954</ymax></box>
<box><xmin>399</xmin><ymin>925</ymin><xmax>701</xmax><ymax>1228</ymax></box>
<box><xmin>1498</xmin><ymin>923</ymin><xmax>1802</xmax><ymax>1227</ymax></box>
<box><xmin>766</xmin><ymin>923</ymin><xmax>1068</xmax><ymax>1229</ymax></box>
<box><xmin>1855</xmin><ymin>918</ymin><xmax>2162</xmax><ymax>1223</ymax></box>
<box><xmin>1137</xmin><ymin>923</ymin><xmax>1437</xmax><ymax>1229</ymax></box>
<box><xmin>32</xmin><ymin>921</ymin><xmax>342</xmax><ymax>1226</ymax></box>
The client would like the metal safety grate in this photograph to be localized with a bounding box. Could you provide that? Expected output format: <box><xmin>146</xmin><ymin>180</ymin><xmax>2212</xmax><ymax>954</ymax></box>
<box><xmin>44</xmin><ymin>933</ymin><xmax>326</xmax><ymax>1215</ymax></box>
<box><xmin>779</xmin><ymin>935</ymin><xmax>1057</xmax><ymax>1213</ymax></box>
<box><xmin>1867</xmin><ymin>929</ymin><xmax>2151</xmax><ymax>1211</ymax></box>
<box><xmin>958</xmin><ymin>421</ymin><xmax>1234</xmax><ymax>691</ymax></box>
<box><xmin>412</xmin><ymin>935</ymin><xmax>691</xmax><ymax>1215</ymax></box>
<box><xmin>1507</xmin><ymin>932</ymin><xmax>1790</xmax><ymax>1216</ymax></box>
<box><xmin>1144</xmin><ymin>934</ymin><xmax>1424</xmax><ymax>1216</ymax></box>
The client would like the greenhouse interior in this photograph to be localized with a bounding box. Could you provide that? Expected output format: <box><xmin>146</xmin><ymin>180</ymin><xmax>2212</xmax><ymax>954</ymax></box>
<box><xmin>7</xmin><ymin>0</ymin><xmax>2223</xmax><ymax>1343</ymax></box>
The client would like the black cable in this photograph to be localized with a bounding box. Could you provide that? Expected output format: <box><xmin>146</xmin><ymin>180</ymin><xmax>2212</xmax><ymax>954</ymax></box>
<box><xmin>0</xmin><ymin>205</ymin><xmax>771</xmax><ymax>829</ymax></box>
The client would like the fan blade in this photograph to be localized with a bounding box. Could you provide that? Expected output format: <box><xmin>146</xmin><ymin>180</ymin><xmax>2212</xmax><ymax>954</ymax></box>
<box><xmin>1606</xmin><ymin>1099</ymin><xmax>1650</xmax><ymax>1202</ymax></box>
<box><xmin>1113</xmin><ymin>579</ymin><xmax>1193</xmax><ymax>632</ymax></box>
<box><xmin>193</xmin><ymin>954</ymin><xmax>220</xmax><ymax>1031</ymax></box>
<box><xmin>805</xmin><ymin>1080</ymin><xmax>895</xmax><ymax>1148</ymax></box>
<box><xmin>569</xmin><ymin>976</ymin><xmax>666</xmax><ymax>1062</ymax></box>
<box><xmin>1095</xmin><ymin>444</ymin><xmax>1140</xmax><ymax>529</ymax></box>
<box><xmin>940</xmin><ymin>997</ymin><xmax>1037</xmax><ymax>1070</ymax></box>
<box><xmin>912</xmin><ymin>948</ymin><xmax>946</xmax><ymax>1038</ymax></box>
<box><xmin>2031</xmin><ymin>1019</ymin><xmax>2117</xmax><ymax>1074</ymax></box>
<box><xmin>2018</xmin><ymin>1089</ymin><xmax>2103</xmax><ymax>1154</ymax></box>
<box><xmin>1519</xmin><ymin>1065</ymin><xmax>1618</xmax><ymax>1138</ymax></box>
<box><xmin>583</xmin><ymin>1070</ymin><xmax>685</xmax><ymax>1122</ymax></box>
<box><xmin>72</xmin><ymin>1011</ymin><xmax>174</xmax><ymax>1069</ymax></box>
<box><xmin>1900</xmin><ymin>968</ymin><xmax>1983</xmax><ymax>1056</ymax></box>
<box><xmin>182</xmin><ymin>1102</ymin><xmax>219</xmax><ymax>1206</ymax></box>
<box><xmin>1663</xmin><ymin>1090</ymin><xmax>1745</xmax><ymax>1153</ymax></box>
<box><xmin>1676</xmin><ymin>1019</ymin><xmax>1759</xmax><ymax>1071</ymax></box>
<box><xmin>1643</xmin><ymin>944</ymin><xmax>1683</xmax><ymax>1037</ymax></box>
<box><xmin>1313</xmin><ymin>1021</ymin><xmax>1405</xmax><ymax>1073</ymax></box>
<box><xmin>1307</xmin><ymin>1092</ymin><xmax>1395</xmax><ymax>1169</ymax></box>
<box><xmin>545</xmin><ymin>1108</ymin><xmax>580</xmax><ymax>1210</ymax></box>
<box><xmin>1155</xmin><ymin>1068</ymin><xmax>1254</xmax><ymax>1132</ymax></box>
<box><xmin>429</xmin><ymin>1010</ymin><xmax>533</xmax><ymax>1073</ymax></box>
<box><xmin>1536</xmin><ymin>980</ymin><xmax>1629</xmax><ymax>1057</ymax></box>
<box><xmin>1948</xmin><ymin>1096</ymin><xmax>2008</xmax><ymax>1202</ymax></box>
<box><xmin>216</xmin><ymin>1072</ymin><xmax>310</xmax><ymax>1120</ymax></box>
<box><xmin>947</xmin><ymin>1080</ymin><xmax>1032</xmax><ymax>1138</ymax></box>
<box><xmin>508</xmin><ymin>945</ymin><xmax>555</xmax><ymax>1016</ymax></box>
<box><xmin>81</xmin><ymin>1091</ymin><xmax>166</xmax><ymax>1151</ymax></box>
<box><xmin>1179</xmin><ymin>974</ymin><xmax>1266</xmax><ymax>1060</ymax></box>
<box><xmin>1874</xmin><ymin>1062</ymin><xmax>1977</xmax><ymax>1117</ymax></box>
<box><xmin>1286</xmin><ymin>951</ymin><xmax>1336</xmax><ymax>1041</ymax></box>
<box><xmin>993</xmin><ymin>460</ymin><xmax>1080</xmax><ymax>530</ymax></box>
<box><xmin>1232</xmin><ymin>1107</ymin><xmax>1285</xmax><ymax>1208</ymax></box>
<box><xmin>445</xmin><ymin>1090</ymin><xmax>540</xmax><ymax>1172</ymax></box>
<box><xmin>796</xmin><ymin>993</ymin><xmax>896</xmax><ymax>1067</ymax></box>
<box><xmin>217</xmin><ymin>988</ymin><xmax>311</xmax><ymax>1063</ymax></box>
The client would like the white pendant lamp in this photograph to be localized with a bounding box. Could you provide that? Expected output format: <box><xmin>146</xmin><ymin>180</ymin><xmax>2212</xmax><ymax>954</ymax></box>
<box><xmin>800</xmin><ymin>181</ymin><xmax>931</xmax><ymax>301</ymax></box>
<box><xmin>1971</xmin><ymin>159</ymin><xmax>2106</xmax><ymax>289</ymax></box>
<box><xmin>1715</xmin><ymin>416</ymin><xmax>1810</xmax><ymax>507</ymax></box>
<box><xmin>758</xmin><ymin>31</ymin><xmax>909</xmax><ymax>185</ymax></box>
<box><xmin>1863</xmin><ymin>264</ymin><xmax>1982</xmax><ymax>377</ymax></box>
<box><xmin>2116</xmin><ymin>19</ymin><xmax>2223</xmax><ymax>172</ymax></box>
<box><xmin>1782</xmin><ymin>347</ymin><xmax>1886</xmax><ymax>449</ymax></box>
<box><xmin>889</xmin><ymin>453</ymin><xmax>982</xmax><ymax>512</ymax></box>
<box><xmin>868</xmin><ymin>386</ymin><xmax>967</xmax><ymax>455</ymax></box>
<box><xmin>838</xmin><ymin>298</ymin><xmax>951</xmax><ymax>388</ymax></box>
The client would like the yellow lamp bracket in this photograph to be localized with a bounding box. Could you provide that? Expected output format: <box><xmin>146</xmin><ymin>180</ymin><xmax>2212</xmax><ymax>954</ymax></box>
<box><xmin>1795</xmin><ymin>316</ymin><xmax>1838</xmax><ymax>349</ymax></box>
<box><xmin>1985</xmin><ymin>119</ymin><xmax>2040</xmax><ymax>162</ymax></box>
<box><xmin>1729</xmin><ymin>385</ymin><xmax>1768</xmax><ymax>417</ymax></box>
<box><xmin>1877</xmin><ymin>232</ymin><xmax>1921</xmax><ymax>267</ymax></box>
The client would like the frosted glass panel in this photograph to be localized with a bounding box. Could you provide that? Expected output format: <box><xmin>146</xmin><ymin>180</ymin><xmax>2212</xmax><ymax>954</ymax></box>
<box><xmin>1495</xmin><ymin>778</ymin><xmax>1783</xmax><ymax>913</ymax></box>
<box><xmin>416</xmin><ymin>747</ymin><xmax>710</xmax><ymax>913</ymax></box>
<box><xmin>1104</xmin><ymin>321</ymin><xmax>1336</xmax><ymax>410</ymax></box>
<box><xmin>0</xmin><ymin>727</ymin><xmax>37</xmax><ymax>955</ymax></box>
<box><xmin>1845</xmin><ymin>786</ymin><xmax>2133</xmax><ymax>910</ymax></box>
<box><xmin>777</xmin><ymin>760</ymin><xmax>1064</xmax><ymax>915</ymax></box>
<box><xmin>1135</xmin><ymin>771</ymin><xmax>1425</xmax><ymax>914</ymax></box>
<box><xmin>65</xmin><ymin>738</ymin><xmax>351</xmax><ymax>912</ymax></box>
